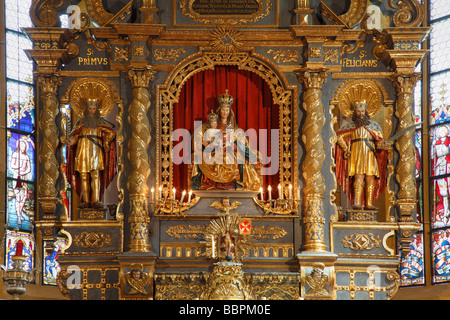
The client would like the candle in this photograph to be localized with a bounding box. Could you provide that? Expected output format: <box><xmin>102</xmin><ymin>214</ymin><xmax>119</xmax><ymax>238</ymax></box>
<box><xmin>172</xmin><ymin>188</ymin><xmax>176</xmax><ymax>200</ymax></box>
<box><xmin>297</xmin><ymin>187</ymin><xmax>300</xmax><ymax>200</ymax></box>
<box><xmin>151</xmin><ymin>187</ymin><xmax>155</xmax><ymax>201</ymax></box>
<box><xmin>289</xmin><ymin>184</ymin><xmax>292</xmax><ymax>200</ymax></box>
<box><xmin>278</xmin><ymin>184</ymin><xmax>283</xmax><ymax>200</ymax></box>
<box><xmin>268</xmin><ymin>185</ymin><xmax>272</xmax><ymax>200</ymax></box>
<box><xmin>181</xmin><ymin>190</ymin><xmax>186</xmax><ymax>203</ymax></box>
<box><xmin>259</xmin><ymin>187</ymin><xmax>264</xmax><ymax>201</ymax></box>
<box><xmin>16</xmin><ymin>240</ymin><xmax>24</xmax><ymax>256</ymax></box>
<box><xmin>211</xmin><ymin>236</ymin><xmax>216</xmax><ymax>258</ymax></box>
<box><xmin>159</xmin><ymin>186</ymin><xmax>162</xmax><ymax>199</ymax></box>
<box><xmin>188</xmin><ymin>190</ymin><xmax>192</xmax><ymax>203</ymax></box>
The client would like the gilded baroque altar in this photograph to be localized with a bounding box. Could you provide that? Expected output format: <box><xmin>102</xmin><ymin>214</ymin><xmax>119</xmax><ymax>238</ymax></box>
<box><xmin>25</xmin><ymin>0</ymin><xmax>428</xmax><ymax>300</ymax></box>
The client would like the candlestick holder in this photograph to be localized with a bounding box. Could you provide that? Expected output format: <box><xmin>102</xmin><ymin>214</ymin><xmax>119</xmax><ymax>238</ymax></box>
<box><xmin>149</xmin><ymin>188</ymin><xmax>199</xmax><ymax>216</ymax></box>
<box><xmin>0</xmin><ymin>248</ymin><xmax>39</xmax><ymax>300</ymax></box>
<box><xmin>254</xmin><ymin>185</ymin><xmax>301</xmax><ymax>215</ymax></box>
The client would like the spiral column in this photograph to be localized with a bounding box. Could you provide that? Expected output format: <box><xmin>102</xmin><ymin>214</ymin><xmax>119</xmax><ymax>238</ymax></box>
<box><xmin>126</xmin><ymin>66</ymin><xmax>155</xmax><ymax>252</ymax></box>
<box><xmin>296</xmin><ymin>68</ymin><xmax>328</xmax><ymax>252</ymax></box>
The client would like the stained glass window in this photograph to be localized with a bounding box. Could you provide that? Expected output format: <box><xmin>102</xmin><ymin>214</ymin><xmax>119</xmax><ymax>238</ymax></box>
<box><xmin>429</xmin><ymin>0</ymin><xmax>450</xmax><ymax>285</ymax></box>
<box><xmin>43</xmin><ymin>238</ymin><xmax>68</xmax><ymax>285</ymax></box>
<box><xmin>61</xmin><ymin>104</ymin><xmax>73</xmax><ymax>220</ymax></box>
<box><xmin>4</xmin><ymin>0</ymin><xmax>38</xmax><ymax>283</ymax></box>
<box><xmin>400</xmin><ymin>233</ymin><xmax>425</xmax><ymax>286</ymax></box>
<box><xmin>432</xmin><ymin>229</ymin><xmax>450</xmax><ymax>283</ymax></box>
<box><xmin>5</xmin><ymin>230</ymin><xmax>35</xmax><ymax>272</ymax></box>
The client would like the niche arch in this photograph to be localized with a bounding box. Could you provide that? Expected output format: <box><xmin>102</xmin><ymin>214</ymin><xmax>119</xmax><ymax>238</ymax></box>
<box><xmin>156</xmin><ymin>51</ymin><xmax>298</xmax><ymax>200</ymax></box>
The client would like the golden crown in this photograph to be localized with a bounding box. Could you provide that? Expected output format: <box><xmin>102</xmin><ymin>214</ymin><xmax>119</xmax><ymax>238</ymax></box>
<box><xmin>217</xmin><ymin>89</ymin><xmax>234</xmax><ymax>108</ymax></box>
<box><xmin>352</xmin><ymin>99</ymin><xmax>367</xmax><ymax>109</ymax></box>
<box><xmin>86</xmin><ymin>97</ymin><xmax>99</xmax><ymax>106</ymax></box>
<box><xmin>208</xmin><ymin>111</ymin><xmax>219</xmax><ymax>122</ymax></box>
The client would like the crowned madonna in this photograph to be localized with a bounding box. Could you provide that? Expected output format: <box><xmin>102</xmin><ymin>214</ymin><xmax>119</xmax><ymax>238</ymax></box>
<box><xmin>191</xmin><ymin>90</ymin><xmax>262</xmax><ymax>191</ymax></box>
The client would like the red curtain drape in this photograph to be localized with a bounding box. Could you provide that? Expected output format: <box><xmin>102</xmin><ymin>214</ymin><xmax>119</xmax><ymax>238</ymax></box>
<box><xmin>172</xmin><ymin>65</ymin><xmax>279</xmax><ymax>196</ymax></box>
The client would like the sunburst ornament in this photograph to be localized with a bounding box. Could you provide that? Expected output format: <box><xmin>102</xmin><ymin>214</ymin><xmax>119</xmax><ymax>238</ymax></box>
<box><xmin>209</xmin><ymin>27</ymin><xmax>243</xmax><ymax>53</ymax></box>
<box><xmin>337</xmin><ymin>79</ymin><xmax>385</xmax><ymax>119</ymax></box>
<box><xmin>202</xmin><ymin>211</ymin><xmax>251</xmax><ymax>263</ymax></box>
<box><xmin>62</xmin><ymin>78</ymin><xmax>118</xmax><ymax>118</ymax></box>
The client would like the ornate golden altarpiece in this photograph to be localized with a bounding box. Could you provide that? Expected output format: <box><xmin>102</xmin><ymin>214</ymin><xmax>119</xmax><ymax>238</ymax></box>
<box><xmin>25</xmin><ymin>0</ymin><xmax>429</xmax><ymax>300</ymax></box>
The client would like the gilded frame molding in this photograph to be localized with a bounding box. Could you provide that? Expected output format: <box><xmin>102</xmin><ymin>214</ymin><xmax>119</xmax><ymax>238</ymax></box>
<box><xmin>155</xmin><ymin>50</ymin><xmax>298</xmax><ymax>201</ymax></box>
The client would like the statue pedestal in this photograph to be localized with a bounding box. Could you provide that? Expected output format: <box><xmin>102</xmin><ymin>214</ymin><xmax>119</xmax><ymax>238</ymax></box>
<box><xmin>346</xmin><ymin>209</ymin><xmax>377</xmax><ymax>222</ymax></box>
<box><xmin>78</xmin><ymin>208</ymin><xmax>108</xmax><ymax>220</ymax></box>
<box><xmin>201</xmin><ymin>261</ymin><xmax>252</xmax><ymax>300</ymax></box>
<box><xmin>117</xmin><ymin>252</ymin><xmax>157</xmax><ymax>300</ymax></box>
<box><xmin>297</xmin><ymin>251</ymin><xmax>338</xmax><ymax>300</ymax></box>
<box><xmin>189</xmin><ymin>190</ymin><xmax>262</xmax><ymax>216</ymax></box>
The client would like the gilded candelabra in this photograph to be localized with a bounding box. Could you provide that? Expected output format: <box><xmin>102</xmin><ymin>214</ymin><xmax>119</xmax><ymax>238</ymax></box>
<box><xmin>254</xmin><ymin>184</ymin><xmax>301</xmax><ymax>215</ymax></box>
<box><xmin>150</xmin><ymin>187</ymin><xmax>198</xmax><ymax>215</ymax></box>
<box><xmin>0</xmin><ymin>241</ymin><xmax>39</xmax><ymax>300</ymax></box>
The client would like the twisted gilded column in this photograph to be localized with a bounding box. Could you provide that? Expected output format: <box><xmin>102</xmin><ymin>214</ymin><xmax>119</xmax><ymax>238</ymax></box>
<box><xmin>391</xmin><ymin>74</ymin><xmax>419</xmax><ymax>222</ymax></box>
<box><xmin>296</xmin><ymin>68</ymin><xmax>328</xmax><ymax>252</ymax></box>
<box><xmin>37</xmin><ymin>75</ymin><xmax>62</xmax><ymax>217</ymax></box>
<box><xmin>126</xmin><ymin>66</ymin><xmax>155</xmax><ymax>252</ymax></box>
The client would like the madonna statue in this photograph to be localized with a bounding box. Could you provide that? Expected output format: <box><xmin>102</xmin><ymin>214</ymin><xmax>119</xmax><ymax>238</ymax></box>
<box><xmin>191</xmin><ymin>90</ymin><xmax>262</xmax><ymax>191</ymax></box>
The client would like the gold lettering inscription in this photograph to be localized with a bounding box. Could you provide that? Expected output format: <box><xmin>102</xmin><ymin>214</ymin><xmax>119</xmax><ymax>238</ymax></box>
<box><xmin>77</xmin><ymin>48</ymin><xmax>109</xmax><ymax>66</ymax></box>
<box><xmin>77</xmin><ymin>57</ymin><xmax>109</xmax><ymax>66</ymax></box>
<box><xmin>342</xmin><ymin>51</ymin><xmax>378</xmax><ymax>68</ymax></box>
<box><xmin>192</xmin><ymin>0</ymin><xmax>260</xmax><ymax>15</ymax></box>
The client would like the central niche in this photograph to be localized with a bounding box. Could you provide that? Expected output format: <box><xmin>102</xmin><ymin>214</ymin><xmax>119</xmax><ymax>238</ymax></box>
<box><xmin>171</xmin><ymin>65</ymin><xmax>280</xmax><ymax>197</ymax></box>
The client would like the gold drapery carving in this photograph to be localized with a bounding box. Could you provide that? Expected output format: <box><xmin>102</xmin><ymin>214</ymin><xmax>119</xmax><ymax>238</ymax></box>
<box><xmin>38</xmin><ymin>75</ymin><xmax>62</xmax><ymax>214</ymax></box>
<box><xmin>296</xmin><ymin>68</ymin><xmax>328</xmax><ymax>251</ymax></box>
<box><xmin>126</xmin><ymin>66</ymin><xmax>155</xmax><ymax>252</ymax></box>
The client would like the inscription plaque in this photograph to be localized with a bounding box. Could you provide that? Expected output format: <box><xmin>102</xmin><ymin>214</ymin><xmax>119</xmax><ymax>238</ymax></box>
<box><xmin>192</xmin><ymin>0</ymin><xmax>260</xmax><ymax>15</ymax></box>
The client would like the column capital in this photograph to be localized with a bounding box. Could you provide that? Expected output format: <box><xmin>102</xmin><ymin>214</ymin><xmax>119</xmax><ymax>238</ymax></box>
<box><xmin>295</xmin><ymin>67</ymin><xmax>328</xmax><ymax>90</ymax></box>
<box><xmin>126</xmin><ymin>65</ymin><xmax>156</xmax><ymax>88</ymax></box>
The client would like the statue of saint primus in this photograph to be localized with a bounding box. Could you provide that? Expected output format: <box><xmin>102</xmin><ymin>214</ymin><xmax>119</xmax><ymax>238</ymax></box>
<box><xmin>65</xmin><ymin>98</ymin><xmax>117</xmax><ymax>209</ymax></box>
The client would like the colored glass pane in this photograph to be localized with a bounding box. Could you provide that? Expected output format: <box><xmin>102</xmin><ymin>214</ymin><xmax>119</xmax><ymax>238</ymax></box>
<box><xmin>6</xmin><ymin>179</ymin><xmax>35</xmax><ymax>232</ymax></box>
<box><xmin>6</xmin><ymin>131</ymin><xmax>35</xmax><ymax>181</ymax></box>
<box><xmin>61</xmin><ymin>105</ymin><xmax>73</xmax><ymax>219</ymax></box>
<box><xmin>4</xmin><ymin>0</ymin><xmax>33</xmax><ymax>32</ymax></box>
<box><xmin>431</xmin><ymin>177</ymin><xmax>450</xmax><ymax>228</ymax></box>
<box><xmin>6</xmin><ymin>81</ymin><xmax>35</xmax><ymax>132</ymax></box>
<box><xmin>430</xmin><ymin>73</ymin><xmax>450</xmax><ymax>126</ymax></box>
<box><xmin>432</xmin><ymin>229</ymin><xmax>450</xmax><ymax>283</ymax></box>
<box><xmin>430</xmin><ymin>0</ymin><xmax>450</xmax><ymax>21</ymax></box>
<box><xmin>414</xmin><ymin>63</ymin><xmax>422</xmax><ymax>126</ymax></box>
<box><xmin>430</xmin><ymin>19</ymin><xmax>450</xmax><ymax>74</ymax></box>
<box><xmin>415</xmin><ymin>130</ymin><xmax>422</xmax><ymax>179</ymax></box>
<box><xmin>5</xmin><ymin>230</ymin><xmax>35</xmax><ymax>272</ymax></box>
<box><xmin>6</xmin><ymin>31</ymin><xmax>33</xmax><ymax>83</ymax></box>
<box><xmin>400</xmin><ymin>232</ymin><xmax>425</xmax><ymax>286</ymax></box>
<box><xmin>430</xmin><ymin>124</ymin><xmax>450</xmax><ymax>177</ymax></box>
<box><xmin>43</xmin><ymin>238</ymin><xmax>68</xmax><ymax>285</ymax></box>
